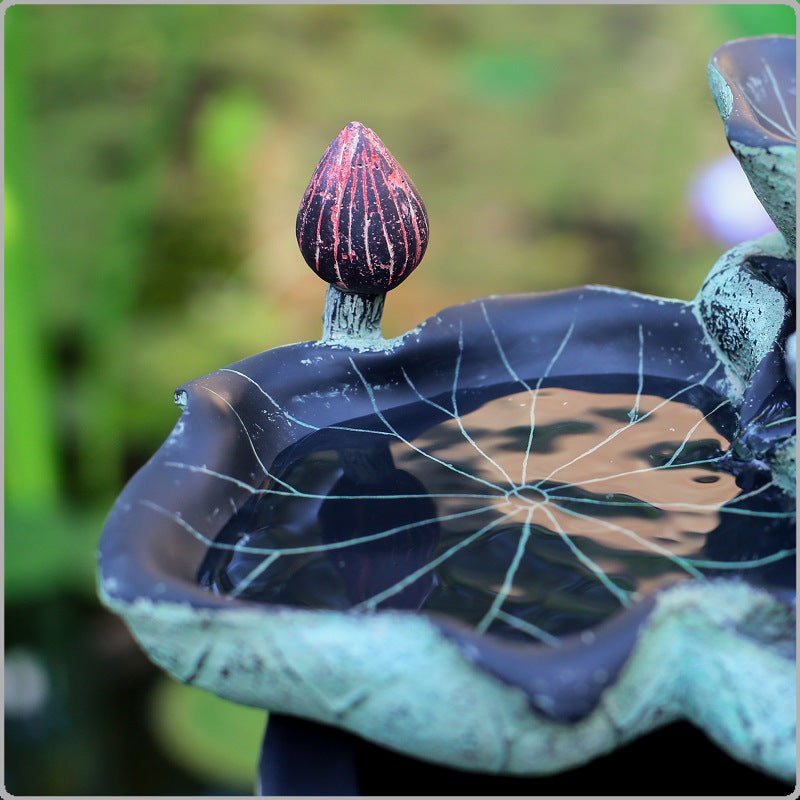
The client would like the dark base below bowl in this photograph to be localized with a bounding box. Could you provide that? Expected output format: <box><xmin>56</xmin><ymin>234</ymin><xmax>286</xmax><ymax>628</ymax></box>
<box><xmin>259</xmin><ymin>712</ymin><xmax>795</xmax><ymax>796</ymax></box>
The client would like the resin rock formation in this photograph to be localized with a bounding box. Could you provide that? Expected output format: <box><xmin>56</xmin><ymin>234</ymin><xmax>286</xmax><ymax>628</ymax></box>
<box><xmin>98</xmin><ymin>37</ymin><xmax>796</xmax><ymax>791</ymax></box>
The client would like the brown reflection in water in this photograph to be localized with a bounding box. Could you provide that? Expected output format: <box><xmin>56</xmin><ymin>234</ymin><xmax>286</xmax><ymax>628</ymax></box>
<box><xmin>393</xmin><ymin>388</ymin><xmax>738</xmax><ymax>596</ymax></box>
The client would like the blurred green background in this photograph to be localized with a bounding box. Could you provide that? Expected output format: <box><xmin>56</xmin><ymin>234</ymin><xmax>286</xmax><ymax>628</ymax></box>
<box><xmin>5</xmin><ymin>4</ymin><xmax>795</xmax><ymax>794</ymax></box>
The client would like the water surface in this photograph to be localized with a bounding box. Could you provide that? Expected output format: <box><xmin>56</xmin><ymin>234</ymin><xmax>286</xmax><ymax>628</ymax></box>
<box><xmin>198</xmin><ymin>381</ymin><xmax>795</xmax><ymax>643</ymax></box>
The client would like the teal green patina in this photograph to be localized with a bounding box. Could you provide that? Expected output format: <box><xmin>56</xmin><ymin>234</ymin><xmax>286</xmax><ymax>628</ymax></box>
<box><xmin>772</xmin><ymin>437</ymin><xmax>797</xmax><ymax>496</ymax></box>
<box><xmin>695</xmin><ymin>232</ymin><xmax>792</xmax><ymax>394</ymax></box>
<box><xmin>730</xmin><ymin>143</ymin><xmax>795</xmax><ymax>250</ymax></box>
<box><xmin>99</xmin><ymin>579</ymin><xmax>795</xmax><ymax>780</ymax></box>
<box><xmin>321</xmin><ymin>285</ymin><xmax>387</xmax><ymax>350</ymax></box>
<box><xmin>707</xmin><ymin>63</ymin><xmax>733</xmax><ymax>121</ymax></box>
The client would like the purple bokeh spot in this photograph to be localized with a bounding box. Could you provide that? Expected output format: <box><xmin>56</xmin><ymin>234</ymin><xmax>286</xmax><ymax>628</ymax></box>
<box><xmin>688</xmin><ymin>154</ymin><xmax>777</xmax><ymax>246</ymax></box>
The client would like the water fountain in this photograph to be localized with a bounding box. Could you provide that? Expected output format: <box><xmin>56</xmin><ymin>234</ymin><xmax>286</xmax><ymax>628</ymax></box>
<box><xmin>98</xmin><ymin>35</ymin><xmax>795</xmax><ymax>793</ymax></box>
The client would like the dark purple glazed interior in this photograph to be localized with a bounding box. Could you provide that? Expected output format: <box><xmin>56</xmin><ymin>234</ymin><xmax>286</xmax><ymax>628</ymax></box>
<box><xmin>710</xmin><ymin>35</ymin><xmax>796</xmax><ymax>149</ymax></box>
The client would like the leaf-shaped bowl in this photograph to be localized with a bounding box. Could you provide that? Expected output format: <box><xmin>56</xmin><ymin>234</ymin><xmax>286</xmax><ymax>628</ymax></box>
<box><xmin>98</xmin><ymin>286</ymin><xmax>795</xmax><ymax>782</ymax></box>
<box><xmin>708</xmin><ymin>35</ymin><xmax>797</xmax><ymax>248</ymax></box>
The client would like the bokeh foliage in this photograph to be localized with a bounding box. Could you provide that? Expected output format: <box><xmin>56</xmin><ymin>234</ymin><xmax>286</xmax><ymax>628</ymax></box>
<box><xmin>5</xmin><ymin>4</ymin><xmax>795</xmax><ymax>793</ymax></box>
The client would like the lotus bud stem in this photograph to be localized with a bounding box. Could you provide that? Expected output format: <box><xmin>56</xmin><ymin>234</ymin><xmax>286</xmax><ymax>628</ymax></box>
<box><xmin>322</xmin><ymin>284</ymin><xmax>384</xmax><ymax>344</ymax></box>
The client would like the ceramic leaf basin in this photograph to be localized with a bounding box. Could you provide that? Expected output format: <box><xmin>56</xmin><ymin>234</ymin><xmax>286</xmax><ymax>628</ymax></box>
<box><xmin>98</xmin><ymin>36</ymin><xmax>796</xmax><ymax>788</ymax></box>
<box><xmin>99</xmin><ymin>287</ymin><xmax>795</xmax><ymax>776</ymax></box>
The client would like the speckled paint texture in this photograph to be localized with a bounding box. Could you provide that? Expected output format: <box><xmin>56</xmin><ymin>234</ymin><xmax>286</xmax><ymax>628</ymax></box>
<box><xmin>695</xmin><ymin>232</ymin><xmax>792</xmax><ymax>394</ymax></box>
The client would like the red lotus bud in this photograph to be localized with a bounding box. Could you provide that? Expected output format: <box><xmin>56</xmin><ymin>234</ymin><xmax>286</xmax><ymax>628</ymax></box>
<box><xmin>296</xmin><ymin>121</ymin><xmax>429</xmax><ymax>294</ymax></box>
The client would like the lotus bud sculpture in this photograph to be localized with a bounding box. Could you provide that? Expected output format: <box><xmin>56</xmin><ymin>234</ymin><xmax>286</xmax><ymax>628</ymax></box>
<box><xmin>99</xmin><ymin>37</ymin><xmax>795</xmax><ymax>795</ymax></box>
<box><xmin>296</xmin><ymin>121</ymin><xmax>429</xmax><ymax>346</ymax></box>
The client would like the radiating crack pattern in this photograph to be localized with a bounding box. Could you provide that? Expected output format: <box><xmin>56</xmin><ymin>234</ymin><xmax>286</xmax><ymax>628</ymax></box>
<box><xmin>738</xmin><ymin>57</ymin><xmax>796</xmax><ymax>141</ymax></box>
<box><xmin>190</xmin><ymin>316</ymin><xmax>795</xmax><ymax>645</ymax></box>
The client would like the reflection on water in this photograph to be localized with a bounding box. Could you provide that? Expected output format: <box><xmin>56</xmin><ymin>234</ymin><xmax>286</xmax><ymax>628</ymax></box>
<box><xmin>198</xmin><ymin>385</ymin><xmax>795</xmax><ymax>643</ymax></box>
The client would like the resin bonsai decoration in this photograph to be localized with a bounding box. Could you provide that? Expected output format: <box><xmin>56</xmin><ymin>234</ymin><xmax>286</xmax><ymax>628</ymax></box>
<box><xmin>97</xmin><ymin>36</ymin><xmax>795</xmax><ymax>795</ymax></box>
<box><xmin>296</xmin><ymin>121</ymin><xmax>429</xmax><ymax>346</ymax></box>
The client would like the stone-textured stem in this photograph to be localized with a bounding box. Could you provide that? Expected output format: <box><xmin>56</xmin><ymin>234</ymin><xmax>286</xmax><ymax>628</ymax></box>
<box><xmin>322</xmin><ymin>284</ymin><xmax>385</xmax><ymax>345</ymax></box>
